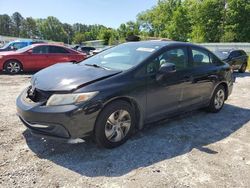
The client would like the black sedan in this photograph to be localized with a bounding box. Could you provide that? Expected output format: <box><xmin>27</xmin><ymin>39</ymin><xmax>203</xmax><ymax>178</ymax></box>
<box><xmin>16</xmin><ymin>41</ymin><xmax>234</xmax><ymax>148</ymax></box>
<box><xmin>214</xmin><ymin>49</ymin><xmax>248</xmax><ymax>73</ymax></box>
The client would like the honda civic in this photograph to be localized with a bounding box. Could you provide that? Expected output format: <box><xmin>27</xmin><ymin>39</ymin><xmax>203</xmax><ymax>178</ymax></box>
<box><xmin>16</xmin><ymin>41</ymin><xmax>234</xmax><ymax>148</ymax></box>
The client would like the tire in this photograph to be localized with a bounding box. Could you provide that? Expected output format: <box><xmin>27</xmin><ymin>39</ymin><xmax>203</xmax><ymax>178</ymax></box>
<box><xmin>94</xmin><ymin>100</ymin><xmax>135</xmax><ymax>148</ymax></box>
<box><xmin>207</xmin><ymin>85</ymin><xmax>226</xmax><ymax>113</ymax></box>
<box><xmin>4</xmin><ymin>60</ymin><xmax>22</xmax><ymax>74</ymax></box>
<box><xmin>239</xmin><ymin>62</ymin><xmax>247</xmax><ymax>73</ymax></box>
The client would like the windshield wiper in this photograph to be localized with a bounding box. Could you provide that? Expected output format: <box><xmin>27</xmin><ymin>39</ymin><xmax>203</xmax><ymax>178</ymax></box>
<box><xmin>84</xmin><ymin>64</ymin><xmax>109</xmax><ymax>70</ymax></box>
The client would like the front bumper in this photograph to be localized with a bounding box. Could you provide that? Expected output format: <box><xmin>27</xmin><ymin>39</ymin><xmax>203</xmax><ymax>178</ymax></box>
<box><xmin>16</xmin><ymin>88</ymin><xmax>102</xmax><ymax>140</ymax></box>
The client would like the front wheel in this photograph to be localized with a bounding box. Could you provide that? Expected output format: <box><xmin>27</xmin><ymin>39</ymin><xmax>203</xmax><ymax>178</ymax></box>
<box><xmin>4</xmin><ymin>60</ymin><xmax>22</xmax><ymax>74</ymax></box>
<box><xmin>207</xmin><ymin>85</ymin><xmax>226</xmax><ymax>113</ymax></box>
<box><xmin>94</xmin><ymin>100</ymin><xmax>135</xmax><ymax>148</ymax></box>
<box><xmin>239</xmin><ymin>62</ymin><xmax>247</xmax><ymax>73</ymax></box>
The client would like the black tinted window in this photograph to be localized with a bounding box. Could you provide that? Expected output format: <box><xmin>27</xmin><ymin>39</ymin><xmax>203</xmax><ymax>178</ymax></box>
<box><xmin>32</xmin><ymin>46</ymin><xmax>49</xmax><ymax>54</ymax></box>
<box><xmin>191</xmin><ymin>48</ymin><xmax>211</xmax><ymax>66</ymax></box>
<box><xmin>230</xmin><ymin>51</ymin><xmax>241</xmax><ymax>58</ymax></box>
<box><xmin>49</xmin><ymin>46</ymin><xmax>69</xmax><ymax>53</ymax></box>
<box><xmin>81</xmin><ymin>47</ymin><xmax>95</xmax><ymax>51</ymax></box>
<box><xmin>240</xmin><ymin>50</ymin><xmax>246</xmax><ymax>56</ymax></box>
<box><xmin>147</xmin><ymin>47</ymin><xmax>188</xmax><ymax>73</ymax></box>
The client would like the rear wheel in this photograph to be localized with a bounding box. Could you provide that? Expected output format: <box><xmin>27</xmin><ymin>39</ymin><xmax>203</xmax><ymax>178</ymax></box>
<box><xmin>4</xmin><ymin>60</ymin><xmax>22</xmax><ymax>74</ymax></box>
<box><xmin>207</xmin><ymin>85</ymin><xmax>226</xmax><ymax>113</ymax></box>
<box><xmin>239</xmin><ymin>62</ymin><xmax>247</xmax><ymax>73</ymax></box>
<box><xmin>94</xmin><ymin>100</ymin><xmax>135</xmax><ymax>148</ymax></box>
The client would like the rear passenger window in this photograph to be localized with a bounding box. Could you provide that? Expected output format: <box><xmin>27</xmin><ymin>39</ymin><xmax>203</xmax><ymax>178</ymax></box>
<box><xmin>49</xmin><ymin>46</ymin><xmax>69</xmax><ymax>54</ymax></box>
<box><xmin>191</xmin><ymin>49</ymin><xmax>211</xmax><ymax>66</ymax></box>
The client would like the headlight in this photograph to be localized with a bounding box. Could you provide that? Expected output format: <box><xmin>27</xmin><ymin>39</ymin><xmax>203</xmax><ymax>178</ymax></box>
<box><xmin>46</xmin><ymin>91</ymin><xmax>98</xmax><ymax>106</ymax></box>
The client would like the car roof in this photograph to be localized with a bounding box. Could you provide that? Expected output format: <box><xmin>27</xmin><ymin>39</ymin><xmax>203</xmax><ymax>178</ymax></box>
<box><xmin>215</xmin><ymin>49</ymin><xmax>243</xmax><ymax>53</ymax></box>
<box><xmin>124</xmin><ymin>40</ymin><xmax>209</xmax><ymax>50</ymax></box>
<box><xmin>30</xmin><ymin>43</ymin><xmax>67</xmax><ymax>48</ymax></box>
<box><xmin>10</xmin><ymin>39</ymin><xmax>33</xmax><ymax>43</ymax></box>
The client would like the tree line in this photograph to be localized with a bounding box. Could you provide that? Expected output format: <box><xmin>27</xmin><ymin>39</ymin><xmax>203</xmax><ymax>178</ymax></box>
<box><xmin>0</xmin><ymin>0</ymin><xmax>250</xmax><ymax>45</ymax></box>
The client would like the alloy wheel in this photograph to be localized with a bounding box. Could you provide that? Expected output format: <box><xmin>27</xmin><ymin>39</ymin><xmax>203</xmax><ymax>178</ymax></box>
<box><xmin>6</xmin><ymin>62</ymin><xmax>21</xmax><ymax>73</ymax></box>
<box><xmin>214</xmin><ymin>89</ymin><xmax>225</xmax><ymax>110</ymax></box>
<box><xmin>105</xmin><ymin>110</ymin><xmax>131</xmax><ymax>142</ymax></box>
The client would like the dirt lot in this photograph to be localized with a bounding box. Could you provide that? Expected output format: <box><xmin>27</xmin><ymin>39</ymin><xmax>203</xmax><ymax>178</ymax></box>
<box><xmin>0</xmin><ymin>72</ymin><xmax>250</xmax><ymax>188</ymax></box>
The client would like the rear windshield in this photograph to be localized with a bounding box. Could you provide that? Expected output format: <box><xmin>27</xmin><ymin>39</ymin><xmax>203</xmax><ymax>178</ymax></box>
<box><xmin>214</xmin><ymin>51</ymin><xmax>230</xmax><ymax>60</ymax></box>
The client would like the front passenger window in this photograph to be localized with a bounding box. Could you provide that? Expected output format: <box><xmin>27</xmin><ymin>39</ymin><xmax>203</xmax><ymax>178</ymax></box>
<box><xmin>33</xmin><ymin>46</ymin><xmax>49</xmax><ymax>54</ymax></box>
<box><xmin>147</xmin><ymin>47</ymin><xmax>188</xmax><ymax>74</ymax></box>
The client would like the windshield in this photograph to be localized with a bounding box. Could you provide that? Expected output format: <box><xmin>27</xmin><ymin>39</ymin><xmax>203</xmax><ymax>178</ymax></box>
<box><xmin>80</xmin><ymin>42</ymin><xmax>162</xmax><ymax>71</ymax></box>
<box><xmin>0</xmin><ymin>42</ymin><xmax>12</xmax><ymax>49</ymax></box>
<box><xmin>214</xmin><ymin>51</ymin><xmax>230</xmax><ymax>60</ymax></box>
<box><xmin>16</xmin><ymin>45</ymin><xmax>33</xmax><ymax>53</ymax></box>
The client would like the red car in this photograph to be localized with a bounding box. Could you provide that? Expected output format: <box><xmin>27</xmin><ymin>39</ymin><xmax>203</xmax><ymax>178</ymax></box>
<box><xmin>0</xmin><ymin>43</ymin><xmax>86</xmax><ymax>74</ymax></box>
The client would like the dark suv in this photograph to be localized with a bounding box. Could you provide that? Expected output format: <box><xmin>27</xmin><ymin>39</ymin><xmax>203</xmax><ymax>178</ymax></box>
<box><xmin>214</xmin><ymin>49</ymin><xmax>248</xmax><ymax>73</ymax></box>
<box><xmin>17</xmin><ymin>41</ymin><xmax>234</xmax><ymax>148</ymax></box>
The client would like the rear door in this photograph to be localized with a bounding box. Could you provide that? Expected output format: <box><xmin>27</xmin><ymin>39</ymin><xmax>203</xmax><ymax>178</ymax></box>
<box><xmin>180</xmin><ymin>47</ymin><xmax>219</xmax><ymax>108</ymax></box>
<box><xmin>47</xmin><ymin>46</ymin><xmax>71</xmax><ymax>66</ymax></box>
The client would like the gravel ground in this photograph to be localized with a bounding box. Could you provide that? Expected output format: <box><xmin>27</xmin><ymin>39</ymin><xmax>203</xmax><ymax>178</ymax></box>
<box><xmin>0</xmin><ymin>72</ymin><xmax>250</xmax><ymax>188</ymax></box>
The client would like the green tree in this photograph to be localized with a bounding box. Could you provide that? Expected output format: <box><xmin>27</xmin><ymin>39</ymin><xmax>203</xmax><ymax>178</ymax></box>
<box><xmin>118</xmin><ymin>21</ymin><xmax>140</xmax><ymax>41</ymax></box>
<box><xmin>39</xmin><ymin>16</ymin><xmax>67</xmax><ymax>42</ymax></box>
<box><xmin>98</xmin><ymin>28</ymin><xmax>118</xmax><ymax>45</ymax></box>
<box><xmin>0</xmin><ymin>14</ymin><xmax>13</xmax><ymax>36</ymax></box>
<box><xmin>167</xmin><ymin>5</ymin><xmax>191</xmax><ymax>41</ymax></box>
<box><xmin>188</xmin><ymin>0</ymin><xmax>225</xmax><ymax>42</ymax></box>
<box><xmin>223</xmin><ymin>0</ymin><xmax>250</xmax><ymax>42</ymax></box>
<box><xmin>20</xmin><ymin>17</ymin><xmax>38</xmax><ymax>38</ymax></box>
<box><xmin>73</xmin><ymin>32</ymin><xmax>86</xmax><ymax>44</ymax></box>
<box><xmin>63</xmin><ymin>23</ymin><xmax>73</xmax><ymax>44</ymax></box>
<box><xmin>12</xmin><ymin>12</ymin><xmax>24</xmax><ymax>37</ymax></box>
<box><xmin>137</xmin><ymin>0</ymin><xmax>182</xmax><ymax>38</ymax></box>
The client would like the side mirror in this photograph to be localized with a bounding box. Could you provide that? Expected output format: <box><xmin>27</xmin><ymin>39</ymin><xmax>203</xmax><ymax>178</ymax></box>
<box><xmin>156</xmin><ymin>63</ymin><xmax>176</xmax><ymax>81</ymax></box>
<box><xmin>27</xmin><ymin>49</ymin><xmax>33</xmax><ymax>54</ymax></box>
<box><xmin>159</xmin><ymin>63</ymin><xmax>176</xmax><ymax>74</ymax></box>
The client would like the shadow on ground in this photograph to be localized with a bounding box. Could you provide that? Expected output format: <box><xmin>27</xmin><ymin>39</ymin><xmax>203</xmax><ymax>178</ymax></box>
<box><xmin>23</xmin><ymin>103</ymin><xmax>250</xmax><ymax>177</ymax></box>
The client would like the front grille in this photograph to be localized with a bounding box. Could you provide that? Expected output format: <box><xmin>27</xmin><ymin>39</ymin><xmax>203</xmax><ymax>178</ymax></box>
<box><xmin>27</xmin><ymin>86</ymin><xmax>52</xmax><ymax>103</ymax></box>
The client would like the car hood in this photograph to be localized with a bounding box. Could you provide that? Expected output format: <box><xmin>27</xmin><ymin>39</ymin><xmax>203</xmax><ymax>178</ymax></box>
<box><xmin>0</xmin><ymin>50</ymin><xmax>19</xmax><ymax>55</ymax></box>
<box><xmin>32</xmin><ymin>63</ymin><xmax>121</xmax><ymax>91</ymax></box>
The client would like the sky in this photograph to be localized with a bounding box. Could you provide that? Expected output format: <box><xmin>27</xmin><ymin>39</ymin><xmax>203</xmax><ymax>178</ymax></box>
<box><xmin>0</xmin><ymin>0</ymin><xmax>157</xmax><ymax>28</ymax></box>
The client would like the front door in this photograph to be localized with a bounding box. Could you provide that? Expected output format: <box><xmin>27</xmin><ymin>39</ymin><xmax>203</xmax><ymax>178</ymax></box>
<box><xmin>145</xmin><ymin>46</ymin><xmax>189</xmax><ymax>122</ymax></box>
<box><xmin>27</xmin><ymin>45</ymin><xmax>50</xmax><ymax>70</ymax></box>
